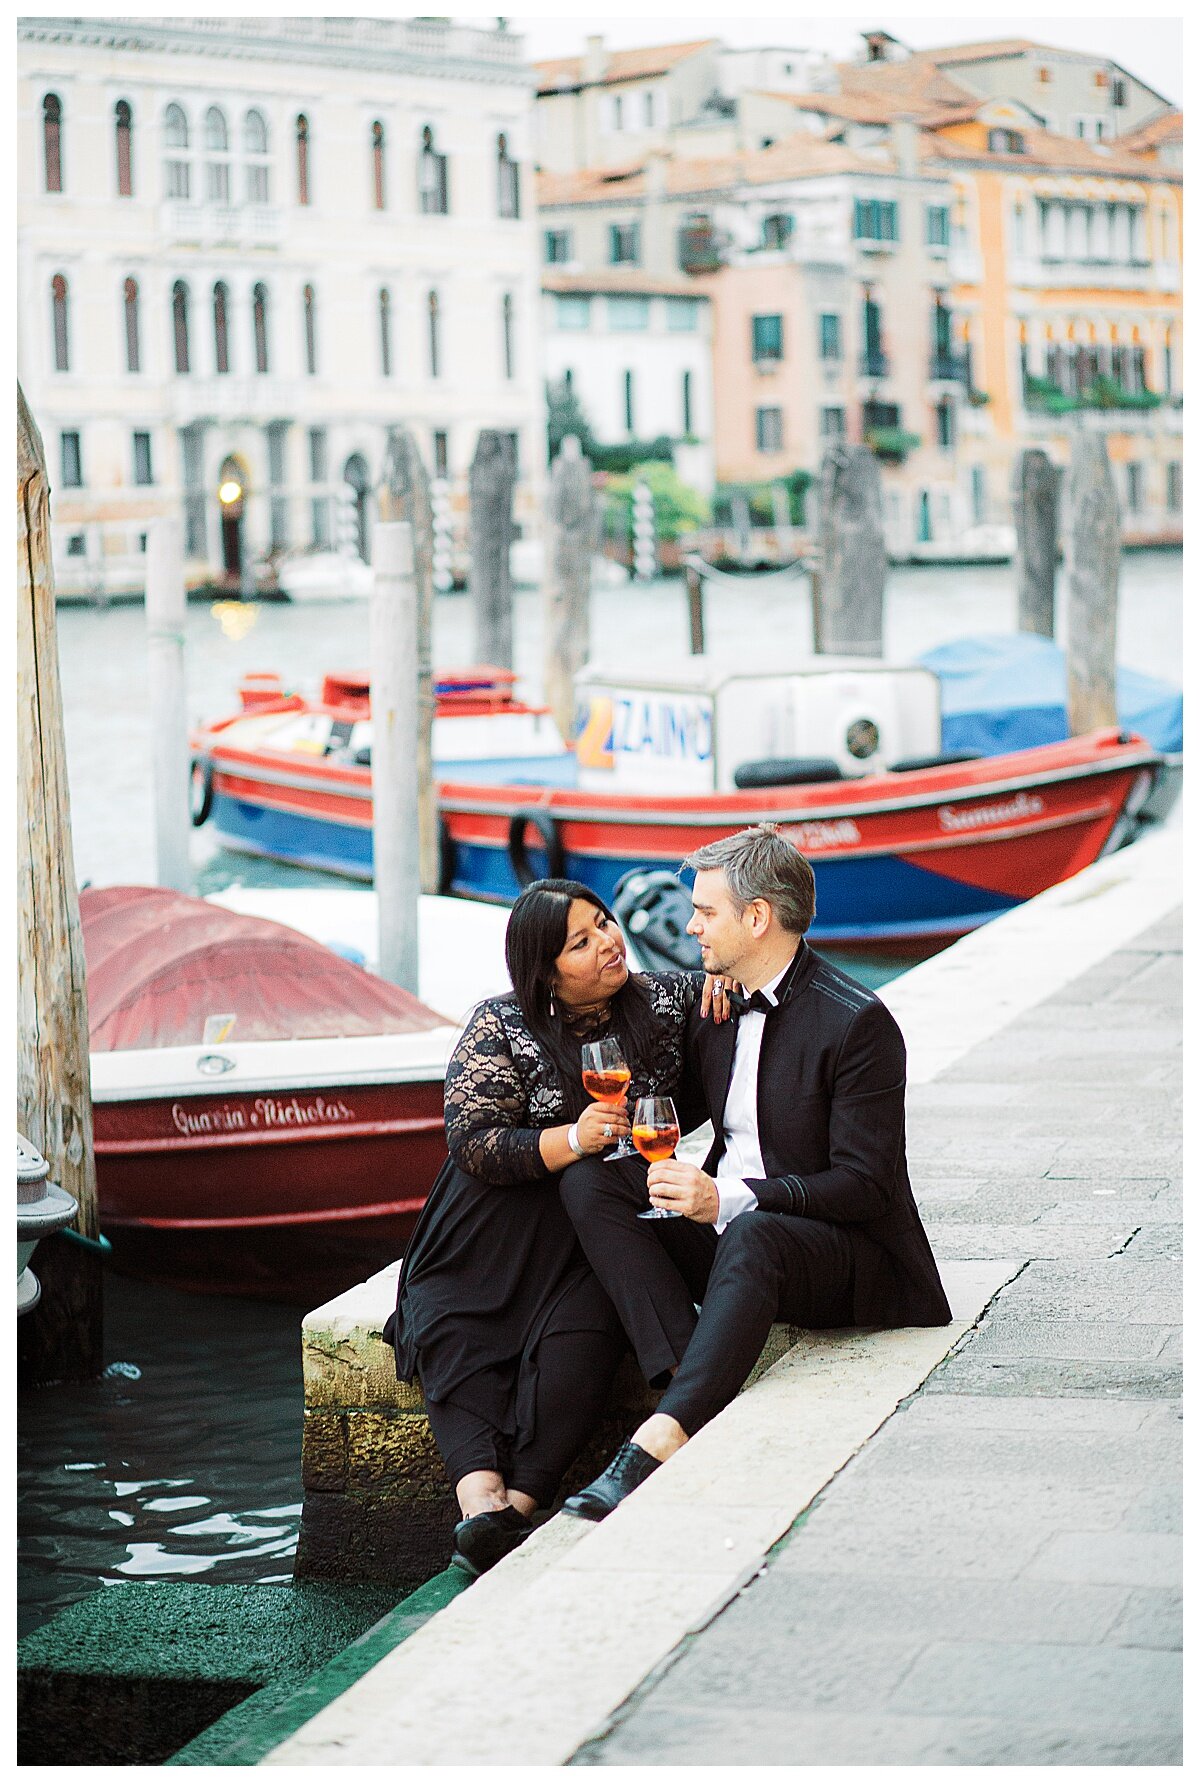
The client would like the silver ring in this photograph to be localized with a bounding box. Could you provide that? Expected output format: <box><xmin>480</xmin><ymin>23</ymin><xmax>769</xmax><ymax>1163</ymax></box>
<box><xmin>604</xmin><ymin>1124</ymin><xmax>613</xmax><ymax>1138</ymax></box>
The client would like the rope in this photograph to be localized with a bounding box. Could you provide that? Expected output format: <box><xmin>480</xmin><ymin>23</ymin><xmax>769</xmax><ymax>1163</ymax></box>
<box><xmin>683</xmin><ymin>553</ymin><xmax>813</xmax><ymax>590</ymax></box>
<box><xmin>60</xmin><ymin>1227</ymin><xmax>114</xmax><ymax>1258</ymax></box>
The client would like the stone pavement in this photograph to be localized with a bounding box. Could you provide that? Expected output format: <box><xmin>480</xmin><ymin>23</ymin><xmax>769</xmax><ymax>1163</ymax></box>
<box><xmin>573</xmin><ymin>906</ymin><xmax>1182</xmax><ymax>1767</ymax></box>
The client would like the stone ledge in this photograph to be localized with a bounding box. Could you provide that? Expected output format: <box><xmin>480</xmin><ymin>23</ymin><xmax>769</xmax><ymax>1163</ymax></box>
<box><xmin>295</xmin><ymin>1261</ymin><xmax>807</xmax><ymax>1587</ymax></box>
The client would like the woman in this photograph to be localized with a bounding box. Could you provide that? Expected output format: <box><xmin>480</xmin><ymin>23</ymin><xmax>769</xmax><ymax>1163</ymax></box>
<box><xmin>384</xmin><ymin>878</ymin><xmax>716</xmax><ymax>1578</ymax></box>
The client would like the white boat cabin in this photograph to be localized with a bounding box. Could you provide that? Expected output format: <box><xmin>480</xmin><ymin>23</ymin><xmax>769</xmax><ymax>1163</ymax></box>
<box><xmin>573</xmin><ymin>656</ymin><xmax>942</xmax><ymax>794</ymax></box>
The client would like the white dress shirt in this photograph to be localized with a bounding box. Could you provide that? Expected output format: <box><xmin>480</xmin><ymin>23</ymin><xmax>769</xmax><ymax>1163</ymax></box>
<box><xmin>713</xmin><ymin>952</ymin><xmax>798</xmax><ymax>1233</ymax></box>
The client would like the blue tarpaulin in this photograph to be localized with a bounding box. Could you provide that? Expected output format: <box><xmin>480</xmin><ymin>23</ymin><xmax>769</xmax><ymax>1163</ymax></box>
<box><xmin>919</xmin><ymin>633</ymin><xmax>1183</xmax><ymax>758</ymax></box>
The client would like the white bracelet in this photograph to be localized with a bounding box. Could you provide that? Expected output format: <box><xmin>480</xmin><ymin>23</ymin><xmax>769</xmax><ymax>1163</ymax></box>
<box><xmin>566</xmin><ymin>1122</ymin><xmax>586</xmax><ymax>1158</ymax></box>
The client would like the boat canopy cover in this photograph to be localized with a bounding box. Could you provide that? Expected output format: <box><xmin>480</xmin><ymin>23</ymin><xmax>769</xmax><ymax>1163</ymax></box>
<box><xmin>920</xmin><ymin>633</ymin><xmax>1183</xmax><ymax>758</ymax></box>
<box><xmin>80</xmin><ymin>886</ymin><xmax>451</xmax><ymax>1050</ymax></box>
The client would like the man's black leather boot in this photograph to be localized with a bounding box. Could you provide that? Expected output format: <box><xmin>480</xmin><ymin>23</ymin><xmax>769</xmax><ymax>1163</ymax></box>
<box><xmin>562</xmin><ymin>1441</ymin><xmax>662</xmax><ymax>1521</ymax></box>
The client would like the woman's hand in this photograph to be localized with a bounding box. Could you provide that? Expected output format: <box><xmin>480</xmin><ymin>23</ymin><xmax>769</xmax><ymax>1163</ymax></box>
<box><xmin>575</xmin><ymin>1099</ymin><xmax>632</xmax><ymax>1154</ymax></box>
<box><xmin>701</xmin><ymin>975</ymin><xmax>739</xmax><ymax>1024</ymax></box>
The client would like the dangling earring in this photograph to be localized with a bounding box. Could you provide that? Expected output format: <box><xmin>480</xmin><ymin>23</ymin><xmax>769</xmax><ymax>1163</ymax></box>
<box><xmin>548</xmin><ymin>989</ymin><xmax>556</xmax><ymax>1018</ymax></box>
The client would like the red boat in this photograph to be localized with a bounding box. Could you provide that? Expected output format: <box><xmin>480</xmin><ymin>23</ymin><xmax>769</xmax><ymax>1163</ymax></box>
<box><xmin>81</xmin><ymin>886</ymin><xmax>457</xmax><ymax>1302</ymax></box>
<box><xmin>192</xmin><ymin>650</ymin><xmax>1165</xmax><ymax>946</ymax></box>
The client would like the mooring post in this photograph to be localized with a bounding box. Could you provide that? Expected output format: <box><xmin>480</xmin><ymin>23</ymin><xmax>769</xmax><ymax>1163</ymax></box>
<box><xmin>468</xmin><ymin>429</ymin><xmax>517</xmax><ymax>668</ymax></box>
<box><xmin>17</xmin><ymin>383</ymin><xmax>103</xmax><ymax>1383</ymax></box>
<box><xmin>542</xmin><ymin>436</ymin><xmax>595</xmax><ymax>740</ymax></box>
<box><xmin>770</xmin><ymin>481</ymin><xmax>795</xmax><ymax>559</ymax></box>
<box><xmin>684</xmin><ymin>560</ymin><xmax>706</xmax><ymax>655</ymax></box>
<box><xmin>1013</xmin><ymin>447</ymin><xmax>1059</xmax><ymax>638</ymax></box>
<box><xmin>145</xmin><ymin>518</ymin><xmax>191</xmax><ymax>893</ymax></box>
<box><xmin>731</xmin><ymin>490</ymin><xmax>753</xmax><ymax>566</ymax></box>
<box><xmin>380</xmin><ymin>429</ymin><xmax>438</xmax><ymax>894</ymax></box>
<box><xmin>1064</xmin><ymin>431</ymin><xmax>1120</xmax><ymax>734</ymax></box>
<box><xmin>370</xmin><ymin>522</ymin><xmax>421</xmax><ymax>992</ymax></box>
<box><xmin>814</xmin><ymin>445</ymin><xmax>887</xmax><ymax>656</ymax></box>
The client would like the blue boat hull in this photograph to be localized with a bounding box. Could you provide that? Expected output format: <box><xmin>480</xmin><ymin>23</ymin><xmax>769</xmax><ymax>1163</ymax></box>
<box><xmin>210</xmin><ymin>792</ymin><xmax>1019</xmax><ymax>945</ymax></box>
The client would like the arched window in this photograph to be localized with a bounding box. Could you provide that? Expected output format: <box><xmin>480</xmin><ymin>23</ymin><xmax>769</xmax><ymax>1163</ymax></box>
<box><xmin>123</xmin><ymin>277</ymin><xmax>141</xmax><ymax>372</ymax></box>
<box><xmin>244</xmin><ymin>108</ymin><xmax>269</xmax><ymax>204</ymax></box>
<box><xmin>172</xmin><ymin>280</ymin><xmax>190</xmax><ymax>374</ymax></box>
<box><xmin>379</xmin><ymin>288</ymin><xmax>392</xmax><ymax>378</ymax></box>
<box><xmin>164</xmin><ymin>103</ymin><xmax>190</xmax><ymax>199</ymax></box>
<box><xmin>371</xmin><ymin>120</ymin><xmax>386</xmax><ymax>211</ymax></box>
<box><xmin>115</xmin><ymin>99</ymin><xmax>133</xmax><ymax>197</ymax></box>
<box><xmin>303</xmin><ymin>283</ymin><xmax>318</xmax><ymax>375</ymax></box>
<box><xmin>213</xmin><ymin>281</ymin><xmax>230</xmax><ymax>374</ymax></box>
<box><xmin>43</xmin><ymin>94</ymin><xmax>63</xmax><ymax>193</ymax></box>
<box><xmin>253</xmin><ymin>282</ymin><xmax>269</xmax><ymax>374</ymax></box>
<box><xmin>419</xmin><ymin>125</ymin><xmax>448</xmax><ymax>215</ymax></box>
<box><xmin>205</xmin><ymin>106</ymin><xmax>230</xmax><ymax>204</ymax></box>
<box><xmin>296</xmin><ymin>113</ymin><xmax>310</xmax><ymax>205</ymax></box>
<box><xmin>497</xmin><ymin>132</ymin><xmax>519</xmax><ymax>218</ymax></box>
<box><xmin>428</xmin><ymin>289</ymin><xmax>440</xmax><ymax>378</ymax></box>
<box><xmin>51</xmin><ymin>274</ymin><xmax>70</xmax><ymax>371</ymax></box>
<box><xmin>501</xmin><ymin>291</ymin><xmax>515</xmax><ymax>379</ymax></box>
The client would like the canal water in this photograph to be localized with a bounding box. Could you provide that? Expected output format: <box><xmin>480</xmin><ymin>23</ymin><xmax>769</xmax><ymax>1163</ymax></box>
<box><xmin>20</xmin><ymin>552</ymin><xmax>1182</xmax><ymax>1640</ymax></box>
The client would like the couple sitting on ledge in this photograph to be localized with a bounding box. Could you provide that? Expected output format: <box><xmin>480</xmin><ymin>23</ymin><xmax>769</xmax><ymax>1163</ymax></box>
<box><xmin>383</xmin><ymin>824</ymin><xmax>951</xmax><ymax>1579</ymax></box>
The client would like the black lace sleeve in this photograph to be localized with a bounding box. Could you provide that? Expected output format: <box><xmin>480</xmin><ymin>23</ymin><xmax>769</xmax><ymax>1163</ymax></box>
<box><xmin>442</xmin><ymin>1001</ymin><xmax>551</xmax><ymax>1185</ymax></box>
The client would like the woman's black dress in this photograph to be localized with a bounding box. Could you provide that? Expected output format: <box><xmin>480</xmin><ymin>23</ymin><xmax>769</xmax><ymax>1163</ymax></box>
<box><xmin>385</xmin><ymin>972</ymin><xmax>701</xmax><ymax>1489</ymax></box>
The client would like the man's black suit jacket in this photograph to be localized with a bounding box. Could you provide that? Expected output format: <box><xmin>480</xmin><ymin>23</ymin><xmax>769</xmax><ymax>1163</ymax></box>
<box><xmin>682</xmin><ymin>942</ymin><xmax>952</xmax><ymax>1330</ymax></box>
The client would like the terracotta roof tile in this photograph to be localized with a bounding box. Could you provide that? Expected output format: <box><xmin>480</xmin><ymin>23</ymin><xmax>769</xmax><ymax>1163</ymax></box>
<box><xmin>534</xmin><ymin>38</ymin><xmax>717</xmax><ymax>94</ymax></box>
<box><xmin>834</xmin><ymin>56</ymin><xmax>978</xmax><ymax>109</ymax></box>
<box><xmin>920</xmin><ymin>118</ymin><xmax>1181</xmax><ymax>178</ymax></box>
<box><xmin>773</xmin><ymin>88</ymin><xmax>953</xmax><ymax>124</ymax></box>
<box><xmin>1121</xmin><ymin>107</ymin><xmax>1183</xmax><ymax>150</ymax></box>
<box><xmin>536</xmin><ymin>132</ymin><xmax>887</xmax><ymax>206</ymax></box>
<box><xmin>910</xmin><ymin>38</ymin><xmax>1041</xmax><ymax>65</ymax></box>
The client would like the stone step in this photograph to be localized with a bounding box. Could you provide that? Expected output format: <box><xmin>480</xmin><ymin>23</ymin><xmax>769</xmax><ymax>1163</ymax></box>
<box><xmin>269</xmin><ymin>1258</ymin><xmax>1019</xmax><ymax>1766</ymax></box>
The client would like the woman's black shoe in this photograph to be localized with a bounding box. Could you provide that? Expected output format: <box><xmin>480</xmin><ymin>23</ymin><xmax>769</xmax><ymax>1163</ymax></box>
<box><xmin>450</xmin><ymin>1506</ymin><xmax>533</xmax><ymax>1577</ymax></box>
<box><xmin>562</xmin><ymin>1441</ymin><xmax>662</xmax><ymax>1521</ymax></box>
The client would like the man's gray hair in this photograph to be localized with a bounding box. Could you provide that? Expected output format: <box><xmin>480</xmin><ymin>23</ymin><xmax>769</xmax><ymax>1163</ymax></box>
<box><xmin>682</xmin><ymin>824</ymin><xmax>816</xmax><ymax>935</ymax></box>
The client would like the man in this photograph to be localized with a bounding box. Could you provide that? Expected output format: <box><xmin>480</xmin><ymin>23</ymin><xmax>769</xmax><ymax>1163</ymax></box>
<box><xmin>559</xmin><ymin>823</ymin><xmax>951</xmax><ymax>1520</ymax></box>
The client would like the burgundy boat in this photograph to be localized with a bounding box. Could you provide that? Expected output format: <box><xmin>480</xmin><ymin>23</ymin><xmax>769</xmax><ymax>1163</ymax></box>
<box><xmin>81</xmin><ymin>885</ymin><xmax>458</xmax><ymax>1302</ymax></box>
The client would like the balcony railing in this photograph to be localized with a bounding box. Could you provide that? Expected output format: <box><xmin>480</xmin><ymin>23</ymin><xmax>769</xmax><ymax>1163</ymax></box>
<box><xmin>929</xmin><ymin>351</ymin><xmax>969</xmax><ymax>384</ymax></box>
<box><xmin>678</xmin><ymin>228</ymin><xmax>725</xmax><ymax>274</ymax></box>
<box><xmin>1023</xmin><ymin>373</ymin><xmax>1165</xmax><ymax>416</ymax></box>
<box><xmin>161</xmin><ymin>202</ymin><xmax>283</xmax><ymax>249</ymax></box>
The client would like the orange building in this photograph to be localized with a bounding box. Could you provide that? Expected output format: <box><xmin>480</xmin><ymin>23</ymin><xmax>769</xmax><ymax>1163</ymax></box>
<box><xmin>534</xmin><ymin>34</ymin><xmax>1182</xmax><ymax>554</ymax></box>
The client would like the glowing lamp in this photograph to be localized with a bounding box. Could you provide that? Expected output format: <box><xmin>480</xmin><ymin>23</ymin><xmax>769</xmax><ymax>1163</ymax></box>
<box><xmin>218</xmin><ymin>479</ymin><xmax>242</xmax><ymax>505</ymax></box>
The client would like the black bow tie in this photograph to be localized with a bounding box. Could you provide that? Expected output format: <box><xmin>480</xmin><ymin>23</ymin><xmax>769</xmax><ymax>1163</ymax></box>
<box><xmin>728</xmin><ymin>988</ymin><xmax>775</xmax><ymax>1016</ymax></box>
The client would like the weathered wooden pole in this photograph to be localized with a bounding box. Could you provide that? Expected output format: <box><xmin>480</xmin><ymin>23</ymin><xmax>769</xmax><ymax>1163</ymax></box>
<box><xmin>731</xmin><ymin>490</ymin><xmax>753</xmax><ymax>565</ymax></box>
<box><xmin>684</xmin><ymin>561</ymin><xmax>706</xmax><ymax>655</ymax></box>
<box><xmin>813</xmin><ymin>445</ymin><xmax>887</xmax><ymax>656</ymax></box>
<box><xmin>771</xmin><ymin>481</ymin><xmax>795</xmax><ymax>558</ymax></box>
<box><xmin>369</xmin><ymin>522</ymin><xmax>421</xmax><ymax>992</ymax></box>
<box><xmin>1064</xmin><ymin>431</ymin><xmax>1120</xmax><ymax>734</ymax></box>
<box><xmin>1012</xmin><ymin>447</ymin><xmax>1059</xmax><ymax>638</ymax></box>
<box><xmin>17</xmin><ymin>384</ymin><xmax>103</xmax><ymax>1383</ymax></box>
<box><xmin>380</xmin><ymin>428</ymin><xmax>438</xmax><ymax>894</ymax></box>
<box><xmin>542</xmin><ymin>435</ymin><xmax>595</xmax><ymax>740</ymax></box>
<box><xmin>468</xmin><ymin>429</ymin><xmax>517</xmax><ymax>667</ymax></box>
<box><xmin>145</xmin><ymin>518</ymin><xmax>192</xmax><ymax>892</ymax></box>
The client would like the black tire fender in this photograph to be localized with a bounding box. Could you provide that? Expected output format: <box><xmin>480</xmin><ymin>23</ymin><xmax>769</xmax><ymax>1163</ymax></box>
<box><xmin>507</xmin><ymin>809</ymin><xmax>565</xmax><ymax>887</ymax></box>
<box><xmin>437</xmin><ymin>814</ymin><xmax>455</xmax><ymax>896</ymax></box>
<box><xmin>190</xmin><ymin>755</ymin><xmax>215</xmax><ymax>827</ymax></box>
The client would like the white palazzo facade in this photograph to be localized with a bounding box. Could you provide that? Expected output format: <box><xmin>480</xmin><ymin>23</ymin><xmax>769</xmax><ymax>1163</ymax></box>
<box><xmin>17</xmin><ymin>16</ymin><xmax>544</xmax><ymax>594</ymax></box>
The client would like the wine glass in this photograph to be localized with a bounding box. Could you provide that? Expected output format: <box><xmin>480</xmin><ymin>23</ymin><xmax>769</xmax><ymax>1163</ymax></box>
<box><xmin>631</xmin><ymin>1095</ymin><xmax>683</xmax><ymax>1219</ymax></box>
<box><xmin>580</xmin><ymin>1038</ymin><xmax>636</xmax><ymax>1160</ymax></box>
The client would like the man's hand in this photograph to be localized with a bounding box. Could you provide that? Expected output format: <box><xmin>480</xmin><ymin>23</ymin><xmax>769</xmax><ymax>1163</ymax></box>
<box><xmin>646</xmin><ymin>1158</ymin><xmax>720</xmax><ymax>1223</ymax></box>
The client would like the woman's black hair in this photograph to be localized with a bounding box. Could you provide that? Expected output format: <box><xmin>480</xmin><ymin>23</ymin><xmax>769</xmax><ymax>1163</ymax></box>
<box><xmin>504</xmin><ymin>878</ymin><xmax>661</xmax><ymax>1117</ymax></box>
